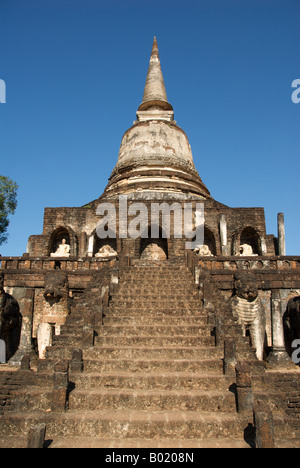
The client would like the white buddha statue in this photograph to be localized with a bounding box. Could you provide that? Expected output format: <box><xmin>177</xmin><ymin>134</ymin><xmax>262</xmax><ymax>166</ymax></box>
<box><xmin>51</xmin><ymin>238</ymin><xmax>70</xmax><ymax>257</ymax></box>
<box><xmin>194</xmin><ymin>244</ymin><xmax>213</xmax><ymax>256</ymax></box>
<box><xmin>95</xmin><ymin>245</ymin><xmax>117</xmax><ymax>258</ymax></box>
<box><xmin>239</xmin><ymin>244</ymin><xmax>257</xmax><ymax>256</ymax></box>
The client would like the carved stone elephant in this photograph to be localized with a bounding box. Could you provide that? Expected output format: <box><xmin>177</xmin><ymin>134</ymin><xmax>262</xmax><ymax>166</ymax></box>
<box><xmin>283</xmin><ymin>296</ymin><xmax>300</xmax><ymax>354</ymax></box>
<box><xmin>43</xmin><ymin>271</ymin><xmax>69</xmax><ymax>301</ymax></box>
<box><xmin>231</xmin><ymin>272</ymin><xmax>266</xmax><ymax>361</ymax></box>
<box><xmin>0</xmin><ymin>273</ymin><xmax>22</xmax><ymax>361</ymax></box>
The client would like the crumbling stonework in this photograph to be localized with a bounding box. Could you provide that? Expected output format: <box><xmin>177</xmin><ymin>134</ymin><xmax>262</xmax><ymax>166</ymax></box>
<box><xmin>0</xmin><ymin>273</ymin><xmax>22</xmax><ymax>362</ymax></box>
<box><xmin>0</xmin><ymin>37</ymin><xmax>299</xmax><ymax>448</ymax></box>
<box><xmin>33</xmin><ymin>271</ymin><xmax>70</xmax><ymax>336</ymax></box>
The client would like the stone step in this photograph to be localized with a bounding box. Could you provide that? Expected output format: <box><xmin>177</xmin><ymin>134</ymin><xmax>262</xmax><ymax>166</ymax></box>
<box><xmin>54</xmin><ymin>331</ymin><xmax>215</xmax><ymax>348</ymax></box>
<box><xmin>122</xmin><ymin>271</ymin><xmax>194</xmax><ymax>278</ymax></box>
<box><xmin>68</xmin><ymin>388</ymin><xmax>236</xmax><ymax>412</ymax></box>
<box><xmin>52</xmin><ymin>335</ymin><xmax>83</xmax><ymax>347</ymax></box>
<box><xmin>112</xmin><ymin>291</ymin><xmax>199</xmax><ymax>299</ymax></box>
<box><xmin>117</xmin><ymin>277</ymin><xmax>196</xmax><ymax>283</ymax></box>
<box><xmin>62</xmin><ymin>316</ymin><xmax>83</xmax><ymax>326</ymax></box>
<box><xmin>109</xmin><ymin>301</ymin><xmax>201</xmax><ymax>308</ymax></box>
<box><xmin>276</xmin><ymin>439</ymin><xmax>300</xmax><ymax>449</ymax></box>
<box><xmin>2</xmin><ymin>431</ymin><xmax>299</xmax><ymax>449</ymax></box>
<box><xmin>83</xmin><ymin>358</ymin><xmax>224</xmax><ymax>374</ymax></box>
<box><xmin>42</xmin><ymin>353</ymin><xmax>260</xmax><ymax>375</ymax></box>
<box><xmin>83</xmin><ymin>346</ymin><xmax>222</xmax><ymax>361</ymax></box>
<box><xmin>119</xmin><ymin>280</ymin><xmax>196</xmax><ymax>286</ymax></box>
<box><xmin>111</xmin><ymin>299</ymin><xmax>201</xmax><ymax>306</ymax></box>
<box><xmin>73</xmin><ymin>372</ymin><xmax>233</xmax><ymax>391</ymax></box>
<box><xmin>47</xmin><ymin>437</ymin><xmax>252</xmax><ymax>448</ymax></box>
<box><xmin>107</xmin><ymin>308</ymin><xmax>202</xmax><ymax>316</ymax></box>
<box><xmin>118</xmin><ymin>273</ymin><xmax>195</xmax><ymax>279</ymax></box>
<box><xmin>9</xmin><ymin>387</ymin><xmax>52</xmax><ymax>412</ymax></box>
<box><xmin>117</xmin><ymin>286</ymin><xmax>197</xmax><ymax>293</ymax></box>
<box><xmin>59</xmin><ymin>324</ymin><xmax>84</xmax><ymax>335</ymax></box>
<box><xmin>124</xmin><ymin>266</ymin><xmax>192</xmax><ymax>269</ymax></box>
<box><xmin>0</xmin><ymin>436</ymin><xmax>28</xmax><ymax>449</ymax></box>
<box><xmin>121</xmin><ymin>270</ymin><xmax>193</xmax><ymax>274</ymax></box>
<box><xmin>39</xmin><ymin>357</ymin><xmax>220</xmax><ymax>376</ymax></box>
<box><xmin>103</xmin><ymin>315</ymin><xmax>207</xmax><ymax>325</ymax></box>
<box><xmin>52</xmin><ymin>330</ymin><xmax>216</xmax><ymax>349</ymax></box>
<box><xmin>95</xmin><ymin>335</ymin><xmax>215</xmax><ymax>347</ymax></box>
<box><xmin>100</xmin><ymin>325</ymin><xmax>211</xmax><ymax>337</ymax></box>
<box><xmin>122</xmin><ymin>268</ymin><xmax>191</xmax><ymax>274</ymax></box>
<box><xmin>119</xmin><ymin>270</ymin><xmax>193</xmax><ymax>276</ymax></box>
<box><xmin>0</xmin><ymin>411</ymin><xmax>252</xmax><ymax>440</ymax></box>
<box><xmin>108</xmin><ymin>306</ymin><xmax>202</xmax><ymax>313</ymax></box>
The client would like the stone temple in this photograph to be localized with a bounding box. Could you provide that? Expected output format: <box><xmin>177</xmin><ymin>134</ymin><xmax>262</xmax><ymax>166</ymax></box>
<box><xmin>0</xmin><ymin>38</ymin><xmax>299</xmax><ymax>448</ymax></box>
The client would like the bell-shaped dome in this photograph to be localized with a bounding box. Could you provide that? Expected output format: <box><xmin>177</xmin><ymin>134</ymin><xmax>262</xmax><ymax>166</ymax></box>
<box><xmin>117</xmin><ymin>120</ymin><xmax>195</xmax><ymax>171</ymax></box>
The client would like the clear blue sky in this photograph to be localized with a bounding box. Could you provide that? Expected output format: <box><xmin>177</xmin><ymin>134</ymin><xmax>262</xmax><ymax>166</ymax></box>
<box><xmin>0</xmin><ymin>0</ymin><xmax>299</xmax><ymax>256</ymax></box>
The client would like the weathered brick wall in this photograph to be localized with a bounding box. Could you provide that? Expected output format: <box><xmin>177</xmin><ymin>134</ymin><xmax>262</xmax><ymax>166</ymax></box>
<box><xmin>27</xmin><ymin>235</ymin><xmax>48</xmax><ymax>257</ymax></box>
<box><xmin>0</xmin><ymin>371</ymin><xmax>23</xmax><ymax>414</ymax></box>
<box><xmin>253</xmin><ymin>372</ymin><xmax>300</xmax><ymax>419</ymax></box>
<box><xmin>0</xmin><ymin>261</ymin><xmax>116</xmax><ymax>364</ymax></box>
<box><xmin>32</xmin><ymin>290</ymin><xmax>69</xmax><ymax>339</ymax></box>
<box><xmin>26</xmin><ymin>194</ymin><xmax>277</xmax><ymax>258</ymax></box>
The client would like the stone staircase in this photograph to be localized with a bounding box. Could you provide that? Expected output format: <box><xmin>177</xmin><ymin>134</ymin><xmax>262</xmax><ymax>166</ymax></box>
<box><xmin>0</xmin><ymin>260</ymin><xmax>260</xmax><ymax>447</ymax></box>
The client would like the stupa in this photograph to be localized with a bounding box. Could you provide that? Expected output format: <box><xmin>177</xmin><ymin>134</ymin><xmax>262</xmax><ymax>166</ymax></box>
<box><xmin>0</xmin><ymin>38</ymin><xmax>299</xmax><ymax>449</ymax></box>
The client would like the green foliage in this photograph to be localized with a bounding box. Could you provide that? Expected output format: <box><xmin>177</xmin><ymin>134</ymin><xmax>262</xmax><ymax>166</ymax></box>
<box><xmin>0</xmin><ymin>176</ymin><xmax>18</xmax><ymax>246</ymax></box>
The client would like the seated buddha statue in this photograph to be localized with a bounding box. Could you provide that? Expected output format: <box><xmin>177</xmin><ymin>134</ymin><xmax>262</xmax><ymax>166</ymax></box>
<box><xmin>95</xmin><ymin>245</ymin><xmax>117</xmax><ymax>258</ymax></box>
<box><xmin>50</xmin><ymin>239</ymin><xmax>70</xmax><ymax>257</ymax></box>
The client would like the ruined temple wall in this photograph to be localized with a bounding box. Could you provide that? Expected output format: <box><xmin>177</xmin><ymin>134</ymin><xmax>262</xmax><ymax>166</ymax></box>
<box><xmin>28</xmin><ymin>206</ymin><xmax>100</xmax><ymax>257</ymax></box>
<box><xmin>202</xmin><ymin>203</ymin><xmax>269</xmax><ymax>255</ymax></box>
<box><xmin>0</xmin><ymin>259</ymin><xmax>116</xmax><ymax>363</ymax></box>
<box><xmin>26</xmin><ymin>195</ymin><xmax>275</xmax><ymax>258</ymax></box>
<box><xmin>1</xmin><ymin>255</ymin><xmax>300</xmax><ymax>364</ymax></box>
<box><xmin>191</xmin><ymin>255</ymin><xmax>300</xmax><ymax>363</ymax></box>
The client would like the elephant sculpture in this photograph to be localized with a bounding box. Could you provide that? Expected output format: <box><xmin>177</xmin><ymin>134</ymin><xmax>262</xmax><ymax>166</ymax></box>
<box><xmin>231</xmin><ymin>272</ymin><xmax>266</xmax><ymax>361</ymax></box>
<box><xmin>283</xmin><ymin>296</ymin><xmax>300</xmax><ymax>355</ymax></box>
<box><xmin>0</xmin><ymin>273</ymin><xmax>22</xmax><ymax>361</ymax></box>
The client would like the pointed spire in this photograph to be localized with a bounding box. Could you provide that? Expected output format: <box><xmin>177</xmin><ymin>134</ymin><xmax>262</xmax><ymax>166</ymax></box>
<box><xmin>138</xmin><ymin>37</ymin><xmax>173</xmax><ymax>112</ymax></box>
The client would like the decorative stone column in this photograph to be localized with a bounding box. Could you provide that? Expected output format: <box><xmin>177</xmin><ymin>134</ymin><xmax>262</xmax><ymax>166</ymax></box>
<box><xmin>260</xmin><ymin>236</ymin><xmax>267</xmax><ymax>256</ymax></box>
<box><xmin>277</xmin><ymin>213</ymin><xmax>286</xmax><ymax>256</ymax></box>
<box><xmin>268</xmin><ymin>289</ymin><xmax>290</xmax><ymax>367</ymax></box>
<box><xmin>79</xmin><ymin>232</ymin><xmax>87</xmax><ymax>257</ymax></box>
<box><xmin>220</xmin><ymin>215</ymin><xmax>228</xmax><ymax>256</ymax></box>
<box><xmin>87</xmin><ymin>234</ymin><xmax>95</xmax><ymax>257</ymax></box>
<box><xmin>232</xmin><ymin>236</ymin><xmax>238</xmax><ymax>256</ymax></box>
